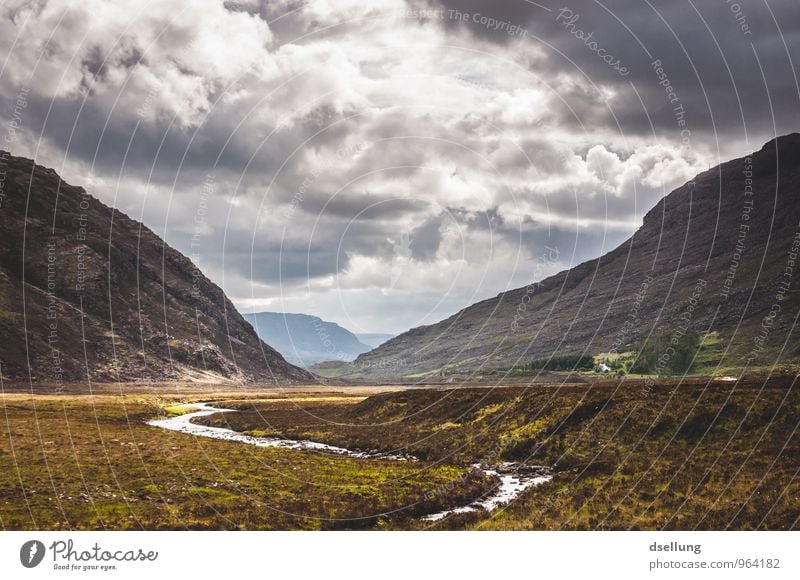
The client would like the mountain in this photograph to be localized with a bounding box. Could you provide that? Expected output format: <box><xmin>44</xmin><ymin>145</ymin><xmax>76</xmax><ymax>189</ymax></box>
<box><xmin>353</xmin><ymin>134</ymin><xmax>800</xmax><ymax>378</ymax></box>
<box><xmin>355</xmin><ymin>333</ymin><xmax>396</xmax><ymax>348</ymax></box>
<box><xmin>0</xmin><ymin>151</ymin><xmax>311</xmax><ymax>384</ymax></box>
<box><xmin>242</xmin><ymin>312</ymin><xmax>372</xmax><ymax>366</ymax></box>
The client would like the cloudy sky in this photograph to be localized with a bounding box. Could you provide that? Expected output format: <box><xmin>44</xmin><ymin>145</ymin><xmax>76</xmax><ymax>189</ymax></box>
<box><xmin>1</xmin><ymin>0</ymin><xmax>798</xmax><ymax>334</ymax></box>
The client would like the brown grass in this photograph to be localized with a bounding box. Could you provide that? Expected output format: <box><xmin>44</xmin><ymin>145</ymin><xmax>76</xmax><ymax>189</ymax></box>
<box><xmin>2</xmin><ymin>375</ymin><xmax>798</xmax><ymax>530</ymax></box>
<box><xmin>196</xmin><ymin>375</ymin><xmax>800</xmax><ymax>530</ymax></box>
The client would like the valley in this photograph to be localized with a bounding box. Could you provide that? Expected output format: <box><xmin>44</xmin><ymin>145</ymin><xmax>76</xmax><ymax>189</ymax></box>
<box><xmin>2</xmin><ymin>375</ymin><xmax>797</xmax><ymax>530</ymax></box>
<box><xmin>0</xmin><ymin>127</ymin><xmax>798</xmax><ymax>533</ymax></box>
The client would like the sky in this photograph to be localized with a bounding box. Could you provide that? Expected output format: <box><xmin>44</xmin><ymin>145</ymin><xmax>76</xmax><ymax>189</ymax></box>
<box><xmin>1</xmin><ymin>0</ymin><xmax>798</xmax><ymax>334</ymax></box>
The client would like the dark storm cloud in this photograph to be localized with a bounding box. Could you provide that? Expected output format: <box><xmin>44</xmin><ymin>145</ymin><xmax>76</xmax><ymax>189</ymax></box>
<box><xmin>421</xmin><ymin>0</ymin><xmax>543</xmax><ymax>43</ymax></box>
<box><xmin>2</xmin><ymin>0</ymin><xmax>797</xmax><ymax>332</ymax></box>
<box><xmin>409</xmin><ymin>212</ymin><xmax>445</xmax><ymax>261</ymax></box>
<box><xmin>198</xmin><ymin>213</ymin><xmax>413</xmax><ymax>287</ymax></box>
<box><xmin>428</xmin><ymin>0</ymin><xmax>800</xmax><ymax>145</ymax></box>
<box><xmin>288</xmin><ymin>191</ymin><xmax>429</xmax><ymax>221</ymax></box>
<box><xmin>15</xmin><ymin>91</ymin><xmax>361</xmax><ymax>190</ymax></box>
<box><xmin>230</xmin><ymin>242</ymin><xmax>346</xmax><ymax>284</ymax></box>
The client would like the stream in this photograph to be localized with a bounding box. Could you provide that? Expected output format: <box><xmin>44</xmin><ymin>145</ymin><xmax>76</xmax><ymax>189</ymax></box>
<box><xmin>421</xmin><ymin>464</ymin><xmax>552</xmax><ymax>521</ymax></box>
<box><xmin>148</xmin><ymin>402</ymin><xmax>412</xmax><ymax>460</ymax></box>
<box><xmin>148</xmin><ymin>402</ymin><xmax>552</xmax><ymax>521</ymax></box>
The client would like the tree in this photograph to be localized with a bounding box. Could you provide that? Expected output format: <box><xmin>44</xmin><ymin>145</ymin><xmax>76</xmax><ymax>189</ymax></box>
<box><xmin>527</xmin><ymin>353</ymin><xmax>595</xmax><ymax>372</ymax></box>
<box><xmin>630</xmin><ymin>330</ymin><xmax>700</xmax><ymax>375</ymax></box>
<box><xmin>669</xmin><ymin>330</ymin><xmax>701</xmax><ymax>374</ymax></box>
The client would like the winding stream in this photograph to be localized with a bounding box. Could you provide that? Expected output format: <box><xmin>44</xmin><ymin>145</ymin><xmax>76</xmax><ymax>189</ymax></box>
<box><xmin>421</xmin><ymin>464</ymin><xmax>552</xmax><ymax>521</ymax></box>
<box><xmin>148</xmin><ymin>402</ymin><xmax>412</xmax><ymax>460</ymax></box>
<box><xmin>148</xmin><ymin>402</ymin><xmax>552</xmax><ymax>521</ymax></box>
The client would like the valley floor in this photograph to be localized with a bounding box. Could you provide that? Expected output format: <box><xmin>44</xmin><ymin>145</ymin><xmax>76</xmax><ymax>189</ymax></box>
<box><xmin>1</xmin><ymin>375</ymin><xmax>798</xmax><ymax>530</ymax></box>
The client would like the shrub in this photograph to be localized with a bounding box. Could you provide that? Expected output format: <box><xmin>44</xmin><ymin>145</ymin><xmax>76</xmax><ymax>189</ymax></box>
<box><xmin>525</xmin><ymin>353</ymin><xmax>595</xmax><ymax>372</ymax></box>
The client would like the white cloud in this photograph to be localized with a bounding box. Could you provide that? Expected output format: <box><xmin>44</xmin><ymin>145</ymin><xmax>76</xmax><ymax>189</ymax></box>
<box><xmin>0</xmin><ymin>0</ymin><xmax>718</xmax><ymax>333</ymax></box>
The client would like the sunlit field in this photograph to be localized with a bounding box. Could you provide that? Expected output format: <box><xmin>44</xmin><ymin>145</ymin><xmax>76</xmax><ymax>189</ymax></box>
<box><xmin>2</xmin><ymin>376</ymin><xmax>797</xmax><ymax>530</ymax></box>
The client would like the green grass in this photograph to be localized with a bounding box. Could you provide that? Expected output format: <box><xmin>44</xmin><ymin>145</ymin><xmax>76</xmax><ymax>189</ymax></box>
<box><xmin>3</xmin><ymin>375</ymin><xmax>798</xmax><ymax>530</ymax></box>
<box><xmin>0</xmin><ymin>394</ymin><xmax>491</xmax><ymax>530</ymax></box>
<box><xmin>162</xmin><ymin>405</ymin><xmax>196</xmax><ymax>417</ymax></box>
<box><xmin>196</xmin><ymin>375</ymin><xmax>800</xmax><ymax>530</ymax></box>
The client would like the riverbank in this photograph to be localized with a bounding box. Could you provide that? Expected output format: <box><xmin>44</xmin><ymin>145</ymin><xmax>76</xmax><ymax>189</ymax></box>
<box><xmin>149</xmin><ymin>403</ymin><xmax>551</xmax><ymax>522</ymax></box>
<box><xmin>2</xmin><ymin>376</ymin><xmax>797</xmax><ymax>530</ymax></box>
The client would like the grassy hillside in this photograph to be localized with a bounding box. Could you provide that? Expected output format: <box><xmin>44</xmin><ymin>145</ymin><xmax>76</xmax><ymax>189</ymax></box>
<box><xmin>352</xmin><ymin>135</ymin><xmax>800</xmax><ymax>379</ymax></box>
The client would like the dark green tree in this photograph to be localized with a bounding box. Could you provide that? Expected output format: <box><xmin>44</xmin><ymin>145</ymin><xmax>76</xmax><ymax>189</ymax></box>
<box><xmin>630</xmin><ymin>330</ymin><xmax>700</xmax><ymax>375</ymax></box>
<box><xmin>527</xmin><ymin>353</ymin><xmax>595</xmax><ymax>372</ymax></box>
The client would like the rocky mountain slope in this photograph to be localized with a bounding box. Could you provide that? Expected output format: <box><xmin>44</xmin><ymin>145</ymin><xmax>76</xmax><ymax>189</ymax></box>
<box><xmin>355</xmin><ymin>333</ymin><xmax>395</xmax><ymax>349</ymax></box>
<box><xmin>242</xmin><ymin>312</ymin><xmax>372</xmax><ymax>366</ymax></box>
<box><xmin>353</xmin><ymin>134</ymin><xmax>800</xmax><ymax>378</ymax></box>
<box><xmin>0</xmin><ymin>151</ymin><xmax>311</xmax><ymax>384</ymax></box>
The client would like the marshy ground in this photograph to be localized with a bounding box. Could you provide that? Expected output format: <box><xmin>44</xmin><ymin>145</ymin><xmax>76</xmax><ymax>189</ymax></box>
<box><xmin>1</xmin><ymin>376</ymin><xmax>798</xmax><ymax>530</ymax></box>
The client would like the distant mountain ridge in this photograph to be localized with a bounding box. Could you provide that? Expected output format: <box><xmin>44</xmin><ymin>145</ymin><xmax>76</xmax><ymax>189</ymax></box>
<box><xmin>243</xmin><ymin>312</ymin><xmax>373</xmax><ymax>366</ymax></box>
<box><xmin>0</xmin><ymin>151</ymin><xmax>311</xmax><ymax>384</ymax></box>
<box><xmin>352</xmin><ymin>134</ymin><xmax>800</xmax><ymax>378</ymax></box>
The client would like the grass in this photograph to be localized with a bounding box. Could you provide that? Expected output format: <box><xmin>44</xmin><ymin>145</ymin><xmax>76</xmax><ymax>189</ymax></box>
<box><xmin>2</xmin><ymin>375</ymin><xmax>798</xmax><ymax>530</ymax></box>
<box><xmin>0</xmin><ymin>392</ymin><xmax>491</xmax><ymax>530</ymax></box>
<box><xmin>163</xmin><ymin>405</ymin><xmax>196</xmax><ymax>417</ymax></box>
<box><xmin>195</xmin><ymin>375</ymin><xmax>800</xmax><ymax>530</ymax></box>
